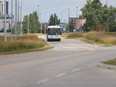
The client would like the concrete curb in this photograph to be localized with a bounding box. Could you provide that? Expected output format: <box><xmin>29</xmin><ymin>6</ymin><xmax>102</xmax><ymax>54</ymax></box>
<box><xmin>97</xmin><ymin>63</ymin><xmax>116</xmax><ymax>70</ymax></box>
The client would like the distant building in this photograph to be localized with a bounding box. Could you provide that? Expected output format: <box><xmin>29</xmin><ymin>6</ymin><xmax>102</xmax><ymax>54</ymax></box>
<box><xmin>41</xmin><ymin>22</ymin><xmax>49</xmax><ymax>29</ymax></box>
<box><xmin>59</xmin><ymin>22</ymin><xmax>68</xmax><ymax>32</ymax></box>
<box><xmin>0</xmin><ymin>1</ymin><xmax>3</xmax><ymax>15</ymax></box>
<box><xmin>6</xmin><ymin>1</ymin><xmax>9</xmax><ymax>15</ymax></box>
<box><xmin>0</xmin><ymin>1</ymin><xmax>14</xmax><ymax>32</ymax></box>
<box><xmin>69</xmin><ymin>17</ymin><xmax>86</xmax><ymax>30</ymax></box>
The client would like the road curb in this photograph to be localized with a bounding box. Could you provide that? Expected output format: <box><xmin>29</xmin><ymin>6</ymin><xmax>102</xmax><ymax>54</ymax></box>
<box><xmin>97</xmin><ymin>63</ymin><xmax>116</xmax><ymax>70</ymax></box>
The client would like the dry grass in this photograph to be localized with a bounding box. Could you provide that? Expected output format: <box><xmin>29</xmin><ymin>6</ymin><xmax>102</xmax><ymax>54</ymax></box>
<box><xmin>103</xmin><ymin>58</ymin><xmax>116</xmax><ymax>65</ymax></box>
<box><xmin>63</xmin><ymin>32</ymin><xmax>116</xmax><ymax>45</ymax></box>
<box><xmin>0</xmin><ymin>34</ymin><xmax>47</xmax><ymax>53</ymax></box>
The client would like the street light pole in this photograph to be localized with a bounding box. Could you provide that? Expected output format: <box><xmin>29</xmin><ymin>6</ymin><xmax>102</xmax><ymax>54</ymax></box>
<box><xmin>4</xmin><ymin>0</ymin><xmax>7</xmax><ymax>42</ymax></box>
<box><xmin>67</xmin><ymin>7</ymin><xmax>70</xmax><ymax>32</ymax></box>
<box><xmin>28</xmin><ymin>14</ymin><xmax>29</xmax><ymax>34</ymax></box>
<box><xmin>106</xmin><ymin>0</ymin><xmax>108</xmax><ymax>6</ymax></box>
<box><xmin>55</xmin><ymin>8</ymin><xmax>61</xmax><ymax>25</ymax></box>
<box><xmin>37</xmin><ymin>5</ymin><xmax>40</xmax><ymax>33</ymax></box>
<box><xmin>20</xmin><ymin>0</ymin><xmax>22</xmax><ymax>35</ymax></box>
<box><xmin>11</xmin><ymin>0</ymin><xmax>13</xmax><ymax>41</ymax></box>
<box><xmin>61</xmin><ymin>9</ymin><xmax>67</xmax><ymax>23</ymax></box>
<box><xmin>39</xmin><ymin>13</ymin><xmax>42</xmax><ymax>33</ymax></box>
<box><xmin>76</xmin><ymin>6</ymin><xmax>78</xmax><ymax>30</ymax></box>
<box><xmin>76</xmin><ymin>6</ymin><xmax>78</xmax><ymax>18</ymax></box>
<box><xmin>17</xmin><ymin>0</ymin><xmax>20</xmax><ymax>34</ymax></box>
<box><xmin>15</xmin><ymin>0</ymin><xmax>18</xmax><ymax>39</ymax></box>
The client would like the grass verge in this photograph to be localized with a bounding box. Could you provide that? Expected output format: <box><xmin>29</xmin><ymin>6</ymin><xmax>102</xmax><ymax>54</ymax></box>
<box><xmin>0</xmin><ymin>34</ymin><xmax>53</xmax><ymax>55</ymax></box>
<box><xmin>63</xmin><ymin>32</ymin><xmax>116</xmax><ymax>46</ymax></box>
<box><xmin>103</xmin><ymin>58</ymin><xmax>116</xmax><ymax>65</ymax></box>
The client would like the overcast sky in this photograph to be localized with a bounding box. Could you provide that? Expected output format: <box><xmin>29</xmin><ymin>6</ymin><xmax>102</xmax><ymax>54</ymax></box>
<box><xmin>1</xmin><ymin>0</ymin><xmax>116</xmax><ymax>22</ymax></box>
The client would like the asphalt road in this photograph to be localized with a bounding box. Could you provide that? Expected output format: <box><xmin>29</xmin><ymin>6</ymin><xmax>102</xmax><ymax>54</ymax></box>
<box><xmin>0</xmin><ymin>37</ymin><xmax>116</xmax><ymax>87</ymax></box>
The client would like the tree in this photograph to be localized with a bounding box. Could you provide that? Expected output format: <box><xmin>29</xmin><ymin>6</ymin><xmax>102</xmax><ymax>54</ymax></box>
<box><xmin>33</xmin><ymin>12</ymin><xmax>40</xmax><ymax>33</ymax></box>
<box><xmin>81</xmin><ymin>0</ymin><xmax>116</xmax><ymax>32</ymax></box>
<box><xmin>48</xmin><ymin>14</ymin><xmax>60</xmax><ymax>25</ymax></box>
<box><xmin>69</xmin><ymin>20</ymin><xmax>75</xmax><ymax>32</ymax></box>
<box><xmin>29</xmin><ymin>11</ymin><xmax>40</xmax><ymax>33</ymax></box>
<box><xmin>22</xmin><ymin>15</ymin><xmax>28</xmax><ymax>34</ymax></box>
<box><xmin>81</xmin><ymin>0</ymin><xmax>102</xmax><ymax>31</ymax></box>
<box><xmin>22</xmin><ymin>11</ymin><xmax>40</xmax><ymax>34</ymax></box>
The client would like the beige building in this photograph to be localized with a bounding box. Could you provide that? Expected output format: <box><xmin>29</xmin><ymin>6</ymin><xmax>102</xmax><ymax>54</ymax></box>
<box><xmin>69</xmin><ymin>17</ymin><xmax>86</xmax><ymax>30</ymax></box>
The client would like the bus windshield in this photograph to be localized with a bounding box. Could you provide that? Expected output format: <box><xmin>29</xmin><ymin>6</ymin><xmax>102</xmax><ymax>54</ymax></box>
<box><xmin>47</xmin><ymin>28</ymin><xmax>61</xmax><ymax>35</ymax></box>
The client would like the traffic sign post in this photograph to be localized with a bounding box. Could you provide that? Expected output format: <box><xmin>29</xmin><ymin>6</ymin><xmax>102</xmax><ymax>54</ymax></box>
<box><xmin>4</xmin><ymin>0</ymin><xmax>7</xmax><ymax>42</ymax></box>
<box><xmin>4</xmin><ymin>28</ymin><xmax>7</xmax><ymax>42</ymax></box>
<box><xmin>4</xmin><ymin>28</ymin><xmax>7</xmax><ymax>34</ymax></box>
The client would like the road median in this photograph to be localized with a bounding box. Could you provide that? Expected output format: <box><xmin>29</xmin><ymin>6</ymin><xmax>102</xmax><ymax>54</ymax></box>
<box><xmin>97</xmin><ymin>63</ymin><xmax>116</xmax><ymax>70</ymax></box>
<box><xmin>0</xmin><ymin>34</ymin><xmax>53</xmax><ymax>55</ymax></box>
<box><xmin>97</xmin><ymin>58</ymin><xmax>116</xmax><ymax>70</ymax></box>
<box><xmin>63</xmin><ymin>32</ymin><xmax>116</xmax><ymax>46</ymax></box>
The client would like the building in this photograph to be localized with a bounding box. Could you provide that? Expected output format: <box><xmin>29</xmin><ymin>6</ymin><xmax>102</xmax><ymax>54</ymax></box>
<box><xmin>0</xmin><ymin>1</ymin><xmax>3</xmax><ymax>15</ymax></box>
<box><xmin>69</xmin><ymin>17</ymin><xmax>86</xmax><ymax>31</ymax></box>
<box><xmin>0</xmin><ymin>1</ymin><xmax>12</xmax><ymax>32</ymax></box>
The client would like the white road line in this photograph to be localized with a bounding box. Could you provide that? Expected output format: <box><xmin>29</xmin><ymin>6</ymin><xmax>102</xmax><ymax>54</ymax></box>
<box><xmin>56</xmin><ymin>73</ymin><xmax>66</xmax><ymax>78</ymax></box>
<box><xmin>71</xmin><ymin>68</ymin><xmax>81</xmax><ymax>73</ymax></box>
<box><xmin>37</xmin><ymin>79</ymin><xmax>49</xmax><ymax>84</ymax></box>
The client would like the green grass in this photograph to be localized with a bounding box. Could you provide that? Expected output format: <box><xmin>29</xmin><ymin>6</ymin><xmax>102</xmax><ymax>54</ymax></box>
<box><xmin>0</xmin><ymin>34</ymin><xmax>52</xmax><ymax>54</ymax></box>
<box><xmin>63</xmin><ymin>32</ymin><xmax>116</xmax><ymax>45</ymax></box>
<box><xmin>103</xmin><ymin>58</ymin><xmax>116</xmax><ymax>65</ymax></box>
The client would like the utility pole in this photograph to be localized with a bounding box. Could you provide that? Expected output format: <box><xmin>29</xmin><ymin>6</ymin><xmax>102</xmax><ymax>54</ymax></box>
<box><xmin>67</xmin><ymin>7</ymin><xmax>70</xmax><ymax>33</ymax></box>
<box><xmin>17</xmin><ymin>0</ymin><xmax>20</xmax><ymax>34</ymax></box>
<box><xmin>15</xmin><ymin>0</ymin><xmax>18</xmax><ymax>39</ymax></box>
<box><xmin>38</xmin><ymin>5</ymin><xmax>40</xmax><ymax>33</ymax></box>
<box><xmin>4</xmin><ymin>0</ymin><xmax>7</xmax><ymax>42</ymax></box>
<box><xmin>20</xmin><ymin>0</ymin><xmax>22</xmax><ymax>35</ymax></box>
<box><xmin>61</xmin><ymin>9</ymin><xmax>66</xmax><ymax>23</ymax></box>
<box><xmin>39</xmin><ymin>13</ymin><xmax>42</xmax><ymax>33</ymax></box>
<box><xmin>28</xmin><ymin>14</ymin><xmax>29</xmax><ymax>34</ymax></box>
<box><xmin>76</xmin><ymin>6</ymin><xmax>78</xmax><ymax>30</ymax></box>
<box><xmin>76</xmin><ymin>6</ymin><xmax>78</xmax><ymax>18</ymax></box>
<box><xmin>106</xmin><ymin>0</ymin><xmax>108</xmax><ymax>6</ymax></box>
<box><xmin>11</xmin><ymin>0</ymin><xmax>13</xmax><ymax>41</ymax></box>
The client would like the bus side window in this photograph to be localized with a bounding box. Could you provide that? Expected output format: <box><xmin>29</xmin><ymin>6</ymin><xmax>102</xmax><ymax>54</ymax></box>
<box><xmin>59</xmin><ymin>29</ymin><xmax>62</xmax><ymax>35</ymax></box>
<box><xmin>46</xmin><ymin>28</ymin><xmax>50</xmax><ymax>34</ymax></box>
<box><xmin>46</xmin><ymin>30</ymin><xmax>48</xmax><ymax>34</ymax></box>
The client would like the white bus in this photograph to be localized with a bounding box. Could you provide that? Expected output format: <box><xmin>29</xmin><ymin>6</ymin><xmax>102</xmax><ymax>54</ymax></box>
<box><xmin>46</xmin><ymin>25</ymin><xmax>62</xmax><ymax>41</ymax></box>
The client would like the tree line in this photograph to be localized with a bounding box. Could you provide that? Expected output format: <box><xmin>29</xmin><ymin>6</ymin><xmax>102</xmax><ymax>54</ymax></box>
<box><xmin>22</xmin><ymin>13</ymin><xmax>61</xmax><ymax>34</ymax></box>
<box><xmin>22</xmin><ymin>11</ymin><xmax>40</xmax><ymax>34</ymax></box>
<box><xmin>81</xmin><ymin>0</ymin><xmax>116</xmax><ymax>32</ymax></box>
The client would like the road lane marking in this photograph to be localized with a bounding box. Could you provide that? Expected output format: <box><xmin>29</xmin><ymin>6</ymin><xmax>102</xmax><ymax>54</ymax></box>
<box><xmin>71</xmin><ymin>68</ymin><xmax>81</xmax><ymax>73</ymax></box>
<box><xmin>37</xmin><ymin>79</ymin><xmax>49</xmax><ymax>84</ymax></box>
<box><xmin>0</xmin><ymin>50</ymin><xmax>92</xmax><ymax>72</ymax></box>
<box><xmin>56</xmin><ymin>73</ymin><xmax>66</xmax><ymax>78</ymax></box>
